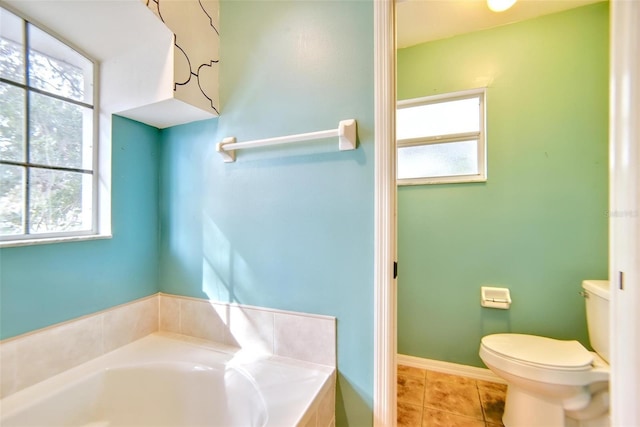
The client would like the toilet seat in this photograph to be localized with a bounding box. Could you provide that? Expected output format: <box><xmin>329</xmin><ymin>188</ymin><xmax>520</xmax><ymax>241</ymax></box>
<box><xmin>480</xmin><ymin>333</ymin><xmax>609</xmax><ymax>387</ymax></box>
<box><xmin>481</xmin><ymin>334</ymin><xmax>594</xmax><ymax>371</ymax></box>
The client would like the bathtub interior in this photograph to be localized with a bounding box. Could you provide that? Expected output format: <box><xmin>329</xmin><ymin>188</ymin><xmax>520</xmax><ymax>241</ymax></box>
<box><xmin>0</xmin><ymin>333</ymin><xmax>334</xmax><ymax>427</ymax></box>
<box><xmin>104</xmin><ymin>363</ymin><xmax>266</xmax><ymax>427</ymax></box>
<box><xmin>1</xmin><ymin>371</ymin><xmax>105</xmax><ymax>427</ymax></box>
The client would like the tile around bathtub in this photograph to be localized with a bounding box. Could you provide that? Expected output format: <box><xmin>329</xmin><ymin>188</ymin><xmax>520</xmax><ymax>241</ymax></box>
<box><xmin>317</xmin><ymin>380</ymin><xmax>336</xmax><ymax>427</ymax></box>
<box><xmin>15</xmin><ymin>315</ymin><xmax>104</xmax><ymax>392</ymax></box>
<box><xmin>179</xmin><ymin>298</ymin><xmax>229</xmax><ymax>344</ymax></box>
<box><xmin>300</xmin><ymin>410</ymin><xmax>318</xmax><ymax>427</ymax></box>
<box><xmin>159</xmin><ymin>294</ymin><xmax>181</xmax><ymax>334</ymax></box>
<box><xmin>228</xmin><ymin>305</ymin><xmax>273</xmax><ymax>353</ymax></box>
<box><xmin>103</xmin><ymin>297</ymin><xmax>159</xmax><ymax>353</ymax></box>
<box><xmin>274</xmin><ymin>313</ymin><xmax>336</xmax><ymax>367</ymax></box>
<box><xmin>0</xmin><ymin>340</ymin><xmax>18</xmax><ymax>398</ymax></box>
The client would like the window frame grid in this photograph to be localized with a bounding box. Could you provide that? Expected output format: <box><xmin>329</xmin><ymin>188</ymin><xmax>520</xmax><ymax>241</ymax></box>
<box><xmin>397</xmin><ymin>88</ymin><xmax>487</xmax><ymax>186</ymax></box>
<box><xmin>0</xmin><ymin>5</ymin><xmax>99</xmax><ymax>243</ymax></box>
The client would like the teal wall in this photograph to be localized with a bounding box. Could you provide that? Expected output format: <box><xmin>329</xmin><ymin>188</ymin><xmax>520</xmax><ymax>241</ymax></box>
<box><xmin>0</xmin><ymin>116</ymin><xmax>160</xmax><ymax>339</ymax></box>
<box><xmin>397</xmin><ymin>3</ymin><xmax>609</xmax><ymax>368</ymax></box>
<box><xmin>158</xmin><ymin>1</ymin><xmax>374</xmax><ymax>426</ymax></box>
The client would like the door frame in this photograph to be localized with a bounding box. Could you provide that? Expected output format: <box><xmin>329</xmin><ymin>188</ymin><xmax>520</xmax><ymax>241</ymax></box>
<box><xmin>609</xmin><ymin>0</ymin><xmax>640</xmax><ymax>425</ymax></box>
<box><xmin>373</xmin><ymin>0</ymin><xmax>396</xmax><ymax>426</ymax></box>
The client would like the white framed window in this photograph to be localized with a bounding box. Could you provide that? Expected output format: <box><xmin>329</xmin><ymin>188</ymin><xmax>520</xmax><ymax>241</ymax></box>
<box><xmin>0</xmin><ymin>6</ymin><xmax>100</xmax><ymax>245</ymax></box>
<box><xmin>397</xmin><ymin>88</ymin><xmax>486</xmax><ymax>185</ymax></box>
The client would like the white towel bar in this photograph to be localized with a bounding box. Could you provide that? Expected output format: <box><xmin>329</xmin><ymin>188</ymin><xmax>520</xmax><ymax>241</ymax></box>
<box><xmin>216</xmin><ymin>119</ymin><xmax>357</xmax><ymax>163</ymax></box>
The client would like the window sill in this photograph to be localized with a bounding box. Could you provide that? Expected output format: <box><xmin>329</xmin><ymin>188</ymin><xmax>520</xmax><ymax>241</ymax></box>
<box><xmin>0</xmin><ymin>233</ymin><xmax>112</xmax><ymax>249</ymax></box>
<box><xmin>398</xmin><ymin>175</ymin><xmax>487</xmax><ymax>186</ymax></box>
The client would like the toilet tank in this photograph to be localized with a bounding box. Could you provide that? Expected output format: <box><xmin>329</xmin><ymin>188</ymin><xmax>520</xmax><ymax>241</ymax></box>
<box><xmin>582</xmin><ymin>280</ymin><xmax>610</xmax><ymax>363</ymax></box>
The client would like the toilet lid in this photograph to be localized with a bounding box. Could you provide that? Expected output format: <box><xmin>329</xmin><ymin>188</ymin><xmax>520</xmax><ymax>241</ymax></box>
<box><xmin>482</xmin><ymin>334</ymin><xmax>594</xmax><ymax>370</ymax></box>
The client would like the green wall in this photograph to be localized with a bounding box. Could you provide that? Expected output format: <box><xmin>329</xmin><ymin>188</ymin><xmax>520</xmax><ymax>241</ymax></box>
<box><xmin>159</xmin><ymin>1</ymin><xmax>375</xmax><ymax>425</ymax></box>
<box><xmin>0</xmin><ymin>116</ymin><xmax>160</xmax><ymax>339</ymax></box>
<box><xmin>397</xmin><ymin>3</ymin><xmax>609</xmax><ymax>367</ymax></box>
<box><xmin>1</xmin><ymin>2</ymin><xmax>375</xmax><ymax>424</ymax></box>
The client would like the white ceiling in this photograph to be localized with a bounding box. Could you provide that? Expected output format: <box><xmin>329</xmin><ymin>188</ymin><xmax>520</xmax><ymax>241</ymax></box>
<box><xmin>396</xmin><ymin>0</ymin><xmax>604</xmax><ymax>49</ymax></box>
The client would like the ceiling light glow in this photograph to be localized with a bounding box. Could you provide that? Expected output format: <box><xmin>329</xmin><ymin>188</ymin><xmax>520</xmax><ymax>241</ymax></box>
<box><xmin>487</xmin><ymin>0</ymin><xmax>516</xmax><ymax>12</ymax></box>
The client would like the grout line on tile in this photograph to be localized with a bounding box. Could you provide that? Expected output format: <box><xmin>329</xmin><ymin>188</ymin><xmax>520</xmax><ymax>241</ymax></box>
<box><xmin>399</xmin><ymin>367</ymin><xmax>506</xmax><ymax>427</ymax></box>
<box><xmin>476</xmin><ymin>381</ymin><xmax>487</xmax><ymax>423</ymax></box>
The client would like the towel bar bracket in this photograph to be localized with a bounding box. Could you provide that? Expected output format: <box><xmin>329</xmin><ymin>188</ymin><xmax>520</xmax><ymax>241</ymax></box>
<box><xmin>216</xmin><ymin>137</ymin><xmax>236</xmax><ymax>163</ymax></box>
<box><xmin>338</xmin><ymin>119</ymin><xmax>357</xmax><ymax>152</ymax></box>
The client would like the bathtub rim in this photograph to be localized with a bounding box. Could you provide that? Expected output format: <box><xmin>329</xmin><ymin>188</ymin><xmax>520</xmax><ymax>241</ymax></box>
<box><xmin>0</xmin><ymin>332</ymin><xmax>335</xmax><ymax>427</ymax></box>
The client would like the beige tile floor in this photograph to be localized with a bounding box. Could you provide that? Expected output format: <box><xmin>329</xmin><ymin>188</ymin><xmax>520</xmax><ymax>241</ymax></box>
<box><xmin>397</xmin><ymin>364</ymin><xmax>507</xmax><ymax>427</ymax></box>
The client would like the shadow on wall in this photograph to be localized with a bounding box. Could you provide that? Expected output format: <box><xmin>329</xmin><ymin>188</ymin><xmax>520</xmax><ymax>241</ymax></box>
<box><xmin>202</xmin><ymin>214</ymin><xmax>241</xmax><ymax>303</ymax></box>
<box><xmin>159</xmin><ymin>294</ymin><xmax>336</xmax><ymax>367</ymax></box>
<box><xmin>335</xmin><ymin>372</ymin><xmax>373</xmax><ymax>426</ymax></box>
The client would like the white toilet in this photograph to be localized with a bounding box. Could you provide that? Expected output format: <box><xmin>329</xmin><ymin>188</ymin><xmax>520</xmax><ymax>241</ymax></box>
<box><xmin>479</xmin><ymin>280</ymin><xmax>610</xmax><ymax>427</ymax></box>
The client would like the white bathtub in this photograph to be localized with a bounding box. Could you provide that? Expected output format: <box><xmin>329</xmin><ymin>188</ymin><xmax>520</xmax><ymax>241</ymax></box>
<box><xmin>0</xmin><ymin>333</ymin><xmax>335</xmax><ymax>426</ymax></box>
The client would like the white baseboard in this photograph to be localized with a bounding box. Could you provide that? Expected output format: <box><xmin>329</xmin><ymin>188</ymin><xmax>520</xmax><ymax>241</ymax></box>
<box><xmin>397</xmin><ymin>354</ymin><xmax>506</xmax><ymax>384</ymax></box>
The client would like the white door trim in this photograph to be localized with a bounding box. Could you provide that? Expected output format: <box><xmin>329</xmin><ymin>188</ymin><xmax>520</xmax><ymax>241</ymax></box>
<box><xmin>373</xmin><ymin>0</ymin><xmax>397</xmax><ymax>426</ymax></box>
<box><xmin>609</xmin><ymin>0</ymin><xmax>640</xmax><ymax>424</ymax></box>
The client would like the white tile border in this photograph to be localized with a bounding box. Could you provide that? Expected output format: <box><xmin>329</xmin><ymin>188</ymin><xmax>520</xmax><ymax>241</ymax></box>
<box><xmin>0</xmin><ymin>295</ymin><xmax>158</xmax><ymax>398</ymax></box>
<box><xmin>297</xmin><ymin>369</ymin><xmax>336</xmax><ymax>427</ymax></box>
<box><xmin>158</xmin><ymin>293</ymin><xmax>337</xmax><ymax>322</ymax></box>
<box><xmin>1</xmin><ymin>292</ymin><xmax>337</xmax><ymax>399</ymax></box>
<box><xmin>396</xmin><ymin>353</ymin><xmax>505</xmax><ymax>384</ymax></box>
<box><xmin>0</xmin><ymin>294</ymin><xmax>157</xmax><ymax>345</ymax></box>
<box><xmin>273</xmin><ymin>311</ymin><xmax>336</xmax><ymax>366</ymax></box>
<box><xmin>158</xmin><ymin>293</ymin><xmax>337</xmax><ymax>367</ymax></box>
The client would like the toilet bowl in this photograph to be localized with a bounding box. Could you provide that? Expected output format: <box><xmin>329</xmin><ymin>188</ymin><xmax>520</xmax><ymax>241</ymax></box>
<box><xmin>480</xmin><ymin>334</ymin><xmax>609</xmax><ymax>426</ymax></box>
<box><xmin>479</xmin><ymin>280</ymin><xmax>611</xmax><ymax>427</ymax></box>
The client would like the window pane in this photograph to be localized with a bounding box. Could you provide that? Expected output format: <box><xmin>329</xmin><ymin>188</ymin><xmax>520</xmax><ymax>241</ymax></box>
<box><xmin>29</xmin><ymin>168</ymin><xmax>92</xmax><ymax>234</ymax></box>
<box><xmin>28</xmin><ymin>24</ymin><xmax>93</xmax><ymax>104</ymax></box>
<box><xmin>397</xmin><ymin>140</ymin><xmax>479</xmax><ymax>180</ymax></box>
<box><xmin>0</xmin><ymin>164</ymin><xmax>25</xmax><ymax>236</ymax></box>
<box><xmin>0</xmin><ymin>8</ymin><xmax>25</xmax><ymax>84</ymax></box>
<box><xmin>0</xmin><ymin>82</ymin><xmax>25</xmax><ymax>162</ymax></box>
<box><xmin>397</xmin><ymin>97</ymin><xmax>480</xmax><ymax>140</ymax></box>
<box><xmin>29</xmin><ymin>91</ymin><xmax>93</xmax><ymax>170</ymax></box>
